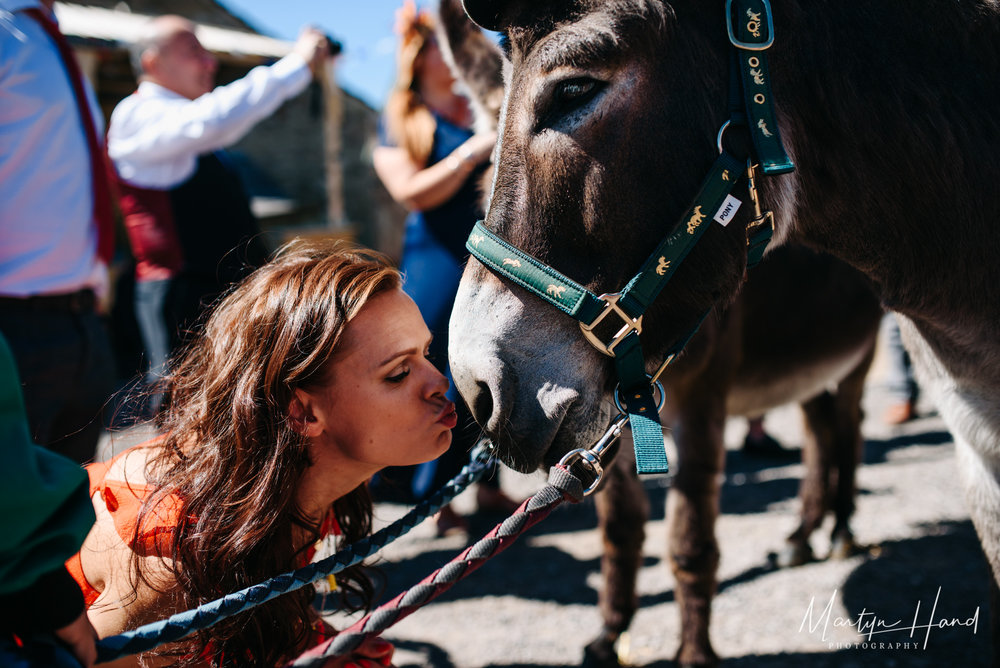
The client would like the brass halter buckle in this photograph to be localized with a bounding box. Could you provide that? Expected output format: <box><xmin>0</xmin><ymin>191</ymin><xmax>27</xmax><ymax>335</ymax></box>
<box><xmin>745</xmin><ymin>161</ymin><xmax>776</xmax><ymax>236</ymax></box>
<box><xmin>579</xmin><ymin>293</ymin><xmax>643</xmax><ymax>357</ymax></box>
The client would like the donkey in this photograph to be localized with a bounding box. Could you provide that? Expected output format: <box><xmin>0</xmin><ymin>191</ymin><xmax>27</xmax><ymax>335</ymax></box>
<box><xmin>449</xmin><ymin>0</ymin><xmax>1000</xmax><ymax>662</ymax></box>
<box><xmin>439</xmin><ymin>1</ymin><xmax>888</xmax><ymax>665</ymax></box>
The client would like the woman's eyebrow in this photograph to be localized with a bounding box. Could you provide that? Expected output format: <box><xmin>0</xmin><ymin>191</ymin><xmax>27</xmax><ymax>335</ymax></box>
<box><xmin>378</xmin><ymin>348</ymin><xmax>419</xmax><ymax>368</ymax></box>
<box><xmin>377</xmin><ymin>334</ymin><xmax>434</xmax><ymax>368</ymax></box>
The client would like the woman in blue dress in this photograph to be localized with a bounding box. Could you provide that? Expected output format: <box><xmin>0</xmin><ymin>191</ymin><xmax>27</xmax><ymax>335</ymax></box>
<box><xmin>373</xmin><ymin>1</ymin><xmax>516</xmax><ymax>533</ymax></box>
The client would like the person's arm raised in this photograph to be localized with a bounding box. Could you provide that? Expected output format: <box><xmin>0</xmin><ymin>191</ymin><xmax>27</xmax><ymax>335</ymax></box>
<box><xmin>109</xmin><ymin>28</ymin><xmax>328</xmax><ymax>164</ymax></box>
<box><xmin>373</xmin><ymin>130</ymin><xmax>496</xmax><ymax>211</ymax></box>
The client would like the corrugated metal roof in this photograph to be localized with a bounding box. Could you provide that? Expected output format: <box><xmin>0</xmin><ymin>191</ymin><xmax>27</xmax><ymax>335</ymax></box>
<box><xmin>55</xmin><ymin>1</ymin><xmax>292</xmax><ymax>58</ymax></box>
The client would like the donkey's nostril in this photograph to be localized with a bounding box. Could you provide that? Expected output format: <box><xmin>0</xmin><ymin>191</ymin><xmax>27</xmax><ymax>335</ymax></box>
<box><xmin>471</xmin><ymin>380</ymin><xmax>495</xmax><ymax>430</ymax></box>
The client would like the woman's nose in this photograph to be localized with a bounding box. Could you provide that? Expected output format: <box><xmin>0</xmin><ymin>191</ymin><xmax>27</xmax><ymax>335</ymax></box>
<box><xmin>425</xmin><ymin>363</ymin><xmax>450</xmax><ymax>398</ymax></box>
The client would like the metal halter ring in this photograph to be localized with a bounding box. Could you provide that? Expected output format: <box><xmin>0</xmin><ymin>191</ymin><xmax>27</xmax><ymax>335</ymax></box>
<box><xmin>717</xmin><ymin>120</ymin><xmax>732</xmax><ymax>155</ymax></box>
<box><xmin>613</xmin><ymin>377</ymin><xmax>667</xmax><ymax>416</ymax></box>
<box><xmin>558</xmin><ymin>448</ymin><xmax>607</xmax><ymax>497</ymax></box>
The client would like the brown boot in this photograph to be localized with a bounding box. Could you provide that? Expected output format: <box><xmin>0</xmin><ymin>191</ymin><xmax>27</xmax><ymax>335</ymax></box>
<box><xmin>883</xmin><ymin>400</ymin><xmax>915</xmax><ymax>425</ymax></box>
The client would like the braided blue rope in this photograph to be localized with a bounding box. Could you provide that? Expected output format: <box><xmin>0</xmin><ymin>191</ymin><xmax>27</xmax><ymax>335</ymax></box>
<box><xmin>95</xmin><ymin>444</ymin><xmax>494</xmax><ymax>664</ymax></box>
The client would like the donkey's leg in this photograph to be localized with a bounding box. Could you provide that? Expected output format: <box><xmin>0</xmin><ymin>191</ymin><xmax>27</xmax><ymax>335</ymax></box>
<box><xmin>779</xmin><ymin>392</ymin><xmax>834</xmax><ymax>568</ymax></box>
<box><xmin>782</xmin><ymin>341</ymin><xmax>873</xmax><ymax>566</ymax></box>
<box><xmin>667</xmin><ymin>389</ymin><xmax>727</xmax><ymax>667</ymax></box>
<box><xmin>584</xmin><ymin>448</ymin><xmax>648</xmax><ymax>667</ymax></box>
<box><xmin>828</xmin><ymin>344</ymin><xmax>874</xmax><ymax>559</ymax></box>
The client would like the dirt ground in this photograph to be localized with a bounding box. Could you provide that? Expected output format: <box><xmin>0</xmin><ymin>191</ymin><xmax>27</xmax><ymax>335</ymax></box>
<box><xmin>98</xmin><ymin>333</ymin><xmax>993</xmax><ymax>667</ymax></box>
<box><xmin>324</xmin><ymin>352</ymin><xmax>992</xmax><ymax>667</ymax></box>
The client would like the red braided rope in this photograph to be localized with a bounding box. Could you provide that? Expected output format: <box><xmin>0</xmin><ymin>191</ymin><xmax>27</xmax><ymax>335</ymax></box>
<box><xmin>288</xmin><ymin>464</ymin><xmax>588</xmax><ymax>667</ymax></box>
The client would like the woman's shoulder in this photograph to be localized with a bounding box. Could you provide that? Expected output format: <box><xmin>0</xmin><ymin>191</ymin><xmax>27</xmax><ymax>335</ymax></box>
<box><xmin>96</xmin><ymin>438</ymin><xmax>185</xmax><ymax>556</ymax></box>
<box><xmin>80</xmin><ymin>442</ymin><xmax>184</xmax><ymax>639</ymax></box>
<box><xmin>103</xmin><ymin>441</ymin><xmax>160</xmax><ymax>486</ymax></box>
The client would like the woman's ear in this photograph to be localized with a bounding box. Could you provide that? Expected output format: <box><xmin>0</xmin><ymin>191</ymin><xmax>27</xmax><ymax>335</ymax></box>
<box><xmin>288</xmin><ymin>388</ymin><xmax>322</xmax><ymax>438</ymax></box>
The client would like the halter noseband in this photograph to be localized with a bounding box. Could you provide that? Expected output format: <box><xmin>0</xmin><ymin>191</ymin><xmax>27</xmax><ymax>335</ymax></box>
<box><xmin>466</xmin><ymin>0</ymin><xmax>793</xmax><ymax>475</ymax></box>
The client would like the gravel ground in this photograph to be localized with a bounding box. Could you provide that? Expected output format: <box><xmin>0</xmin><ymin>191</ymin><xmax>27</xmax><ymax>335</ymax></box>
<box><xmin>98</xmin><ymin>339</ymin><xmax>993</xmax><ymax>667</ymax></box>
<box><xmin>324</xmin><ymin>364</ymin><xmax>992</xmax><ymax>667</ymax></box>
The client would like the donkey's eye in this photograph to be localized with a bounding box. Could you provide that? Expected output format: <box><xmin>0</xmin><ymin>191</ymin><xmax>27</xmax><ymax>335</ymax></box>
<box><xmin>554</xmin><ymin>78</ymin><xmax>601</xmax><ymax>107</ymax></box>
<box><xmin>540</xmin><ymin>77</ymin><xmax>605</xmax><ymax>129</ymax></box>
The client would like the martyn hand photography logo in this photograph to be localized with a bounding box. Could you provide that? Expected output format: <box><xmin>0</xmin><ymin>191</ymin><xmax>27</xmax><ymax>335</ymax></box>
<box><xmin>799</xmin><ymin>587</ymin><xmax>980</xmax><ymax>651</ymax></box>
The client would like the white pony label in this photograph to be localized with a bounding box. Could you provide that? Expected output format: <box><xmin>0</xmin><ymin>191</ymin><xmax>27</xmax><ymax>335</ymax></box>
<box><xmin>714</xmin><ymin>195</ymin><xmax>742</xmax><ymax>226</ymax></box>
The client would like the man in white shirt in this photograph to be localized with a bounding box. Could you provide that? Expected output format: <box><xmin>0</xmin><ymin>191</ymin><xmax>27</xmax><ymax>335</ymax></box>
<box><xmin>0</xmin><ymin>0</ymin><xmax>116</xmax><ymax>466</ymax></box>
<box><xmin>108</xmin><ymin>16</ymin><xmax>327</xmax><ymax>402</ymax></box>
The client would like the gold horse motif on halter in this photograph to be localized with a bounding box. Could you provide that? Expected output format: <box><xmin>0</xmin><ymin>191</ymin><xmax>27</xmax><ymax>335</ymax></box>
<box><xmin>503</xmin><ymin>258</ymin><xmax>522</xmax><ymax>268</ymax></box>
<box><xmin>687</xmin><ymin>206</ymin><xmax>705</xmax><ymax>234</ymax></box>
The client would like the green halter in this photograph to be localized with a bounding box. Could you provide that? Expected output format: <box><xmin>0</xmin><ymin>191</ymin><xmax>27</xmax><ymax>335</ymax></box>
<box><xmin>465</xmin><ymin>0</ymin><xmax>792</xmax><ymax>475</ymax></box>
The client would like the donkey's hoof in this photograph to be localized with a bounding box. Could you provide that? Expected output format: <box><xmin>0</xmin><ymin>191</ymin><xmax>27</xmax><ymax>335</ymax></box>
<box><xmin>775</xmin><ymin>540</ymin><xmax>814</xmax><ymax>568</ymax></box>
<box><xmin>829</xmin><ymin>529</ymin><xmax>856</xmax><ymax>560</ymax></box>
<box><xmin>675</xmin><ymin>645</ymin><xmax>719</xmax><ymax>668</ymax></box>
<box><xmin>583</xmin><ymin>635</ymin><xmax>621</xmax><ymax>667</ymax></box>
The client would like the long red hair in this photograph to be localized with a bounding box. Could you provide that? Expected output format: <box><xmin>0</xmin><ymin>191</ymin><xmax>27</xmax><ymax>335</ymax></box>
<box><xmin>384</xmin><ymin>1</ymin><xmax>439</xmax><ymax>164</ymax></box>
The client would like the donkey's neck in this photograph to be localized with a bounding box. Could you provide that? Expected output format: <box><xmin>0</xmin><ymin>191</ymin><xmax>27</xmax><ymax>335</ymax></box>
<box><xmin>763</xmin><ymin>0</ymin><xmax>1000</xmax><ymax>346</ymax></box>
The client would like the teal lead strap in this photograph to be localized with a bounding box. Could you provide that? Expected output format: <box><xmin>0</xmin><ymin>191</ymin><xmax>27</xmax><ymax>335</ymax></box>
<box><xmin>612</xmin><ymin>334</ymin><xmax>669</xmax><ymax>474</ymax></box>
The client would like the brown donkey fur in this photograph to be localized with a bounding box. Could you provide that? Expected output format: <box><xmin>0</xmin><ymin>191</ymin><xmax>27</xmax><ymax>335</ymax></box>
<box><xmin>450</xmin><ymin>0</ymin><xmax>1000</xmax><ymax>664</ymax></box>
<box><xmin>440</xmin><ymin>1</ymin><xmax>888</xmax><ymax>665</ymax></box>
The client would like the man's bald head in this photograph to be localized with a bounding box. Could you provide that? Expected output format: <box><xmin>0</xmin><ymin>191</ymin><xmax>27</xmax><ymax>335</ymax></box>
<box><xmin>130</xmin><ymin>15</ymin><xmax>217</xmax><ymax>100</ymax></box>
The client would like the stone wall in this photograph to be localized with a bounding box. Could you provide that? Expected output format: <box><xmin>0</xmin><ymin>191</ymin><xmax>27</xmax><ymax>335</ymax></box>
<box><xmin>340</xmin><ymin>90</ymin><xmax>408</xmax><ymax>262</ymax></box>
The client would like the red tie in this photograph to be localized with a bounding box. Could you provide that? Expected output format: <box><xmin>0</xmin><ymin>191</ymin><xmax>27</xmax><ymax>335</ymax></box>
<box><xmin>25</xmin><ymin>7</ymin><xmax>116</xmax><ymax>264</ymax></box>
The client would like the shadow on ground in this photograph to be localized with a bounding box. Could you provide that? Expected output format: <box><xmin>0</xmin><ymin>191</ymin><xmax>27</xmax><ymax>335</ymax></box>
<box><xmin>378</xmin><ymin>424</ymin><xmax>988</xmax><ymax>667</ymax></box>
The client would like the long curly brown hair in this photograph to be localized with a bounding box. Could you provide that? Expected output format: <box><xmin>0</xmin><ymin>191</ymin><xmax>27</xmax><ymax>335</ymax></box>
<box><xmin>134</xmin><ymin>239</ymin><xmax>401</xmax><ymax>666</ymax></box>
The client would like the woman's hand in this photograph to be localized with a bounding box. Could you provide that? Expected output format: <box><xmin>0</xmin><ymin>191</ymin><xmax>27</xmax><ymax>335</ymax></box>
<box><xmin>374</xmin><ymin>127</ymin><xmax>496</xmax><ymax>212</ymax></box>
<box><xmin>294</xmin><ymin>27</ymin><xmax>331</xmax><ymax>73</ymax></box>
<box><xmin>455</xmin><ymin>130</ymin><xmax>498</xmax><ymax>167</ymax></box>
<box><xmin>321</xmin><ymin>636</ymin><xmax>395</xmax><ymax>668</ymax></box>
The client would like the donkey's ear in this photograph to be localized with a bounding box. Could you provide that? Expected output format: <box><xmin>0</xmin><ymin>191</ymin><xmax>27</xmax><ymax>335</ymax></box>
<box><xmin>440</xmin><ymin>0</ymin><xmax>506</xmax><ymax>128</ymax></box>
<box><xmin>463</xmin><ymin>0</ymin><xmax>579</xmax><ymax>33</ymax></box>
<box><xmin>462</xmin><ymin>0</ymin><xmax>507</xmax><ymax>31</ymax></box>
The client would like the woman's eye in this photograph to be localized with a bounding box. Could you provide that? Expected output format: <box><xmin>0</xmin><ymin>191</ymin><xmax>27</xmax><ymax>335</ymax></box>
<box><xmin>386</xmin><ymin>368</ymin><xmax>410</xmax><ymax>383</ymax></box>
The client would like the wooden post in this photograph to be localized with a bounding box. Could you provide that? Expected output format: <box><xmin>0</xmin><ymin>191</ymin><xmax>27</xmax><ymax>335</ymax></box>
<box><xmin>320</xmin><ymin>55</ymin><xmax>346</xmax><ymax>231</ymax></box>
